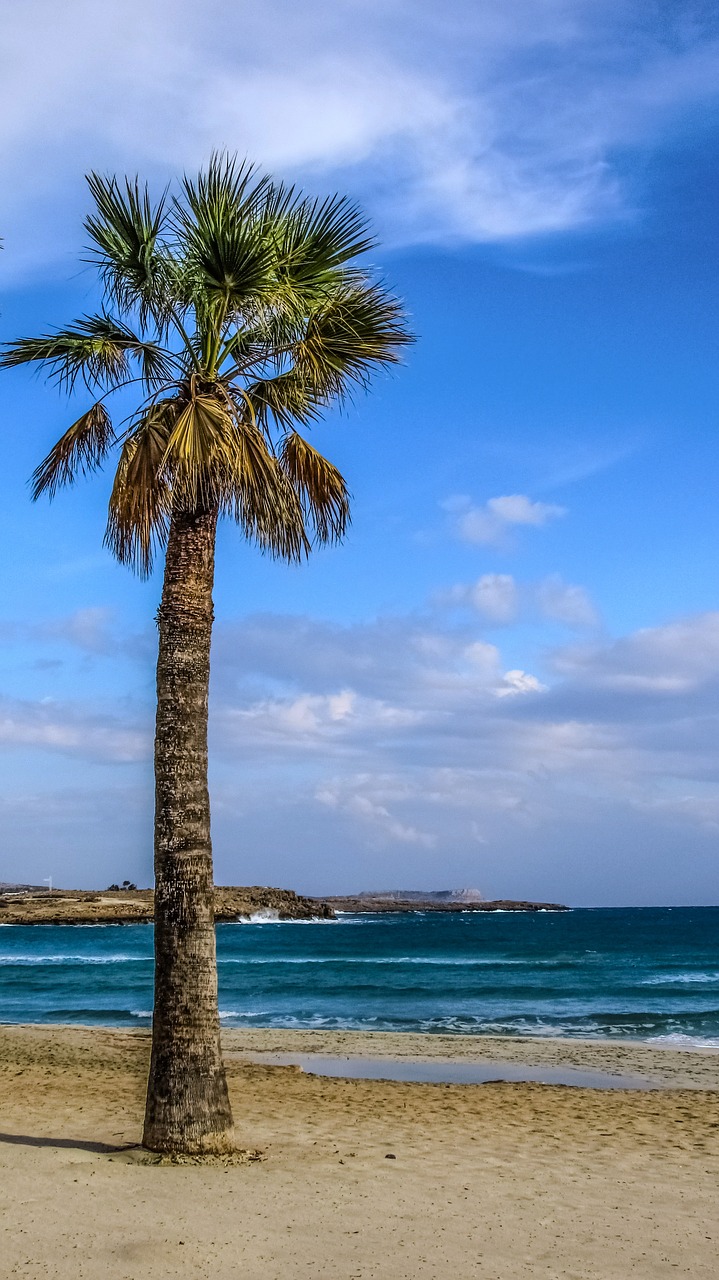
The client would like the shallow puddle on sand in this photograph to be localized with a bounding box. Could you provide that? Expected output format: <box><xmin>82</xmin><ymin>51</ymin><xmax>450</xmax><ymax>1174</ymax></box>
<box><xmin>237</xmin><ymin>1053</ymin><xmax>658</xmax><ymax>1090</ymax></box>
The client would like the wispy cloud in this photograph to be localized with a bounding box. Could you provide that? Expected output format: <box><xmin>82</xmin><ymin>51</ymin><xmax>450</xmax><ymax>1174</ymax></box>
<box><xmin>536</xmin><ymin>574</ymin><xmax>598</xmax><ymax>628</ymax></box>
<box><xmin>470</xmin><ymin>574</ymin><xmax>520</xmax><ymax>623</ymax></box>
<box><xmin>447</xmin><ymin>494</ymin><xmax>566</xmax><ymax>547</ymax></box>
<box><xmin>0</xmin><ymin>694</ymin><xmax>149</xmax><ymax>762</ymax></box>
<box><xmin>206</xmin><ymin>606</ymin><xmax>719</xmax><ymax>900</ymax></box>
<box><xmin>461</xmin><ymin>572</ymin><xmax>598</xmax><ymax>629</ymax></box>
<box><xmin>2</xmin><ymin>2</ymin><xmax>719</xmax><ymax>278</ymax></box>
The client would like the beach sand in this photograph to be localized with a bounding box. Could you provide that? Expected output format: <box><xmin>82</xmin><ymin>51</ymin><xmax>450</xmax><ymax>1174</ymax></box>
<box><xmin>1</xmin><ymin>1025</ymin><xmax>717</xmax><ymax>1279</ymax></box>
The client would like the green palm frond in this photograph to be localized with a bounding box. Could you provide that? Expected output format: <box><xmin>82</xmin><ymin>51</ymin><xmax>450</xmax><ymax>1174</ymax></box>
<box><xmin>241</xmin><ymin>371</ymin><xmax>321</xmax><ymax>433</ymax></box>
<box><xmin>105</xmin><ymin>402</ymin><xmax>175</xmax><ymax>575</ymax></box>
<box><xmin>85</xmin><ymin>174</ymin><xmax>172</xmax><ymax>327</ymax></box>
<box><xmin>291</xmin><ymin>282</ymin><xmax>412</xmax><ymax>399</ymax></box>
<box><xmin>0</xmin><ymin>313</ymin><xmax>176</xmax><ymax>392</ymax></box>
<box><xmin>174</xmin><ymin>156</ymin><xmax>274</xmax><ymax>316</ymax></box>
<box><xmin>268</xmin><ymin>187</ymin><xmax>375</xmax><ymax>299</ymax></box>
<box><xmin>30</xmin><ymin>403</ymin><xmax>115</xmax><ymax>500</ymax></box>
<box><xmin>279</xmin><ymin>431</ymin><xmax>350</xmax><ymax>544</ymax></box>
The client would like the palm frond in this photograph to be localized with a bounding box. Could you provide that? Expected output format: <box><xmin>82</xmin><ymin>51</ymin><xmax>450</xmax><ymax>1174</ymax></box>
<box><xmin>174</xmin><ymin>155</ymin><xmax>274</xmax><ymax>313</ymax></box>
<box><xmin>163</xmin><ymin>392</ymin><xmax>241</xmax><ymax>506</ymax></box>
<box><xmin>30</xmin><ymin>403</ymin><xmax>115</xmax><ymax>500</ymax></box>
<box><xmin>229</xmin><ymin>416</ymin><xmax>310</xmax><ymax>561</ymax></box>
<box><xmin>160</xmin><ymin>388</ymin><xmax>306</xmax><ymax>558</ymax></box>
<box><xmin>0</xmin><ymin>313</ymin><xmax>177</xmax><ymax>392</ymax></box>
<box><xmin>85</xmin><ymin>174</ymin><xmax>173</xmax><ymax>327</ymax></box>
<box><xmin>279</xmin><ymin>432</ymin><xmax>350</xmax><ymax>544</ymax></box>
<box><xmin>105</xmin><ymin>402</ymin><xmax>175</xmax><ymax>575</ymax></box>
<box><xmin>268</xmin><ymin>187</ymin><xmax>375</xmax><ymax>300</ymax></box>
<box><xmin>292</xmin><ymin>282</ymin><xmax>412</xmax><ymax>399</ymax></box>
<box><xmin>241</xmin><ymin>371</ymin><xmax>321</xmax><ymax>433</ymax></box>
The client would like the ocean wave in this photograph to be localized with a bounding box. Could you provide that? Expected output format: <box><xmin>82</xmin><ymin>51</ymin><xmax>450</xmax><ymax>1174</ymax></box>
<box><xmin>127</xmin><ymin>1007</ymin><xmax>272</xmax><ymax>1022</ymax></box>
<box><xmin>1</xmin><ymin>951</ymin><xmax>601</xmax><ymax>969</ymax></box>
<box><xmin>641</xmin><ymin>972</ymin><xmax>719</xmax><ymax>986</ymax></box>
<box><xmin>214</xmin><ymin>954</ymin><xmax>606</xmax><ymax>968</ymax></box>
<box><xmin>649</xmin><ymin>1033</ymin><xmax>719</xmax><ymax>1049</ymax></box>
<box><xmin>232</xmin><ymin>912</ymin><xmax>337</xmax><ymax>925</ymax></box>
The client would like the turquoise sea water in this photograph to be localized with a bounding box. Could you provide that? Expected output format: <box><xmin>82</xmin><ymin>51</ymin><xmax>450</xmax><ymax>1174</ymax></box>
<box><xmin>1</xmin><ymin>908</ymin><xmax>718</xmax><ymax>1044</ymax></box>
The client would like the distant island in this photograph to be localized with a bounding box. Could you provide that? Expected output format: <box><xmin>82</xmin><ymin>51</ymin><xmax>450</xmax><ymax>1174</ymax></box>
<box><xmin>316</xmin><ymin>890</ymin><xmax>568</xmax><ymax>913</ymax></box>
<box><xmin>0</xmin><ymin>884</ymin><xmax>567</xmax><ymax>924</ymax></box>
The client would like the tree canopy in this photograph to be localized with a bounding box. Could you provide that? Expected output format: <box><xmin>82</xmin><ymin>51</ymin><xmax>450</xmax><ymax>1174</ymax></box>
<box><xmin>2</xmin><ymin>155</ymin><xmax>412</xmax><ymax>573</ymax></box>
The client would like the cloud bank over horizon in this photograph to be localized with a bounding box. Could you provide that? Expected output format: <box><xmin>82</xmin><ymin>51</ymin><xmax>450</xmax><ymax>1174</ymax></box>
<box><xmin>3</xmin><ymin>595</ymin><xmax>718</xmax><ymax>905</ymax></box>
<box><xmin>2</xmin><ymin>1</ymin><xmax>719</xmax><ymax>278</ymax></box>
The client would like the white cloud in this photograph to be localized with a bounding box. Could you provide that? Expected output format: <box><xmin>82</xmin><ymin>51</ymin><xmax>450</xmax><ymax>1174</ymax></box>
<box><xmin>454</xmin><ymin>572</ymin><xmax>598</xmax><ymax>630</ymax></box>
<box><xmin>462</xmin><ymin>639</ymin><xmax>502</xmax><ymax>678</ymax></box>
<box><xmin>470</xmin><ymin>574</ymin><xmax>520</xmax><ymax>622</ymax></box>
<box><xmin>495</xmin><ymin>669</ymin><xmax>547</xmax><ymax>698</ymax></box>
<box><xmin>2</xmin><ymin>2</ymin><xmax>719</xmax><ymax>278</ymax></box>
<box><xmin>0</xmin><ymin>695</ymin><xmax>149</xmax><ymax>763</ymax></box>
<box><xmin>219</xmin><ymin>689</ymin><xmax>422</xmax><ymax>754</ymax></box>
<box><xmin>451</xmin><ymin>494</ymin><xmax>566</xmax><ymax>547</ymax></box>
<box><xmin>205</xmin><ymin>608</ymin><xmax>719</xmax><ymax>885</ymax></box>
<box><xmin>536</xmin><ymin>574</ymin><xmax>599</xmax><ymax>627</ymax></box>
<box><xmin>316</xmin><ymin>781</ymin><xmax>435</xmax><ymax>847</ymax></box>
<box><xmin>552</xmin><ymin>612</ymin><xmax>719</xmax><ymax>690</ymax></box>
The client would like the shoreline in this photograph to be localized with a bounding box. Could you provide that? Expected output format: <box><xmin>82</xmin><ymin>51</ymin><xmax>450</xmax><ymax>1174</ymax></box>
<box><xmin>198</xmin><ymin>1026</ymin><xmax>719</xmax><ymax>1090</ymax></box>
<box><xmin>5</xmin><ymin>1023</ymin><xmax>719</xmax><ymax>1088</ymax></box>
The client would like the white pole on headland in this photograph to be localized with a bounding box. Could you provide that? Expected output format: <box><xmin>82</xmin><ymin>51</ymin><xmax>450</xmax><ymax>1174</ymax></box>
<box><xmin>43</xmin><ymin>876</ymin><xmax>52</xmax><ymax>894</ymax></box>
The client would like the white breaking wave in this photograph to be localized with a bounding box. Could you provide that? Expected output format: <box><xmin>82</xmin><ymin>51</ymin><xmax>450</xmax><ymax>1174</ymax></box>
<box><xmin>219</xmin><ymin>1009</ymin><xmax>270</xmax><ymax>1019</ymax></box>
<box><xmin>642</xmin><ymin>971</ymin><xmax>719</xmax><ymax>985</ymax></box>
<box><xmin>650</xmin><ymin>1033</ymin><xmax>719</xmax><ymax>1050</ymax></box>
<box><xmin>235</xmin><ymin>910</ymin><xmax>336</xmax><ymax>924</ymax></box>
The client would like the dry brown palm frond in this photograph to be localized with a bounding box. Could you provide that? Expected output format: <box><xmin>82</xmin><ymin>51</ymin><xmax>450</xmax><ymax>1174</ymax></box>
<box><xmin>227</xmin><ymin>413</ymin><xmax>310</xmax><ymax>561</ymax></box>
<box><xmin>279</xmin><ymin>431</ymin><xmax>350</xmax><ymax>544</ymax></box>
<box><xmin>162</xmin><ymin>392</ymin><xmax>242</xmax><ymax>510</ymax></box>
<box><xmin>105</xmin><ymin>401</ymin><xmax>175</xmax><ymax>575</ymax></box>
<box><xmin>31</xmin><ymin>403</ymin><xmax>115</xmax><ymax>500</ymax></box>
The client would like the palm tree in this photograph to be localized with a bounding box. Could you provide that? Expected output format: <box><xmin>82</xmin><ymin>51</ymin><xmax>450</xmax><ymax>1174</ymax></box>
<box><xmin>1</xmin><ymin>156</ymin><xmax>411</xmax><ymax>1153</ymax></box>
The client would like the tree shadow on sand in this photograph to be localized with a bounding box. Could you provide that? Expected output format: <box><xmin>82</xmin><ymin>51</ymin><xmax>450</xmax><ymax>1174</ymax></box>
<box><xmin>0</xmin><ymin>1131</ymin><xmax>135</xmax><ymax>1153</ymax></box>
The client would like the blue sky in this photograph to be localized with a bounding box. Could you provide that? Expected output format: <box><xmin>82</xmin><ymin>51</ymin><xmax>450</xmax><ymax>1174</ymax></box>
<box><xmin>1</xmin><ymin>0</ymin><xmax>719</xmax><ymax>904</ymax></box>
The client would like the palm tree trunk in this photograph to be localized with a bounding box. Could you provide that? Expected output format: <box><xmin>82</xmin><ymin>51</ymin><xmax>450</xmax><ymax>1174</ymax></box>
<box><xmin>142</xmin><ymin>504</ymin><xmax>234</xmax><ymax>1154</ymax></box>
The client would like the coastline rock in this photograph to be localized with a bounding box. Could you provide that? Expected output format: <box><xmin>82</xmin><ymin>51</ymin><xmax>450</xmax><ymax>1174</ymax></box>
<box><xmin>0</xmin><ymin>886</ymin><xmax>334</xmax><ymax>925</ymax></box>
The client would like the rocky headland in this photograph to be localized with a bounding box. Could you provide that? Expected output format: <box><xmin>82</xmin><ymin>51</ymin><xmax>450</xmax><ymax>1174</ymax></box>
<box><xmin>0</xmin><ymin>886</ymin><xmax>334</xmax><ymax>925</ymax></box>
<box><xmin>0</xmin><ymin>885</ymin><xmax>567</xmax><ymax>924</ymax></box>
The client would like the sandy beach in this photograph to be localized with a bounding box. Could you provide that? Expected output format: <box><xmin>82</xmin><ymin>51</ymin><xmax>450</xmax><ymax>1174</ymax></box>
<box><xmin>1</xmin><ymin>1025</ymin><xmax>717</xmax><ymax>1279</ymax></box>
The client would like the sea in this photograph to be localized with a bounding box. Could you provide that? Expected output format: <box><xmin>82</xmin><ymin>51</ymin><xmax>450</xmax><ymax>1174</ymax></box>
<box><xmin>1</xmin><ymin>907</ymin><xmax>718</xmax><ymax>1046</ymax></box>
